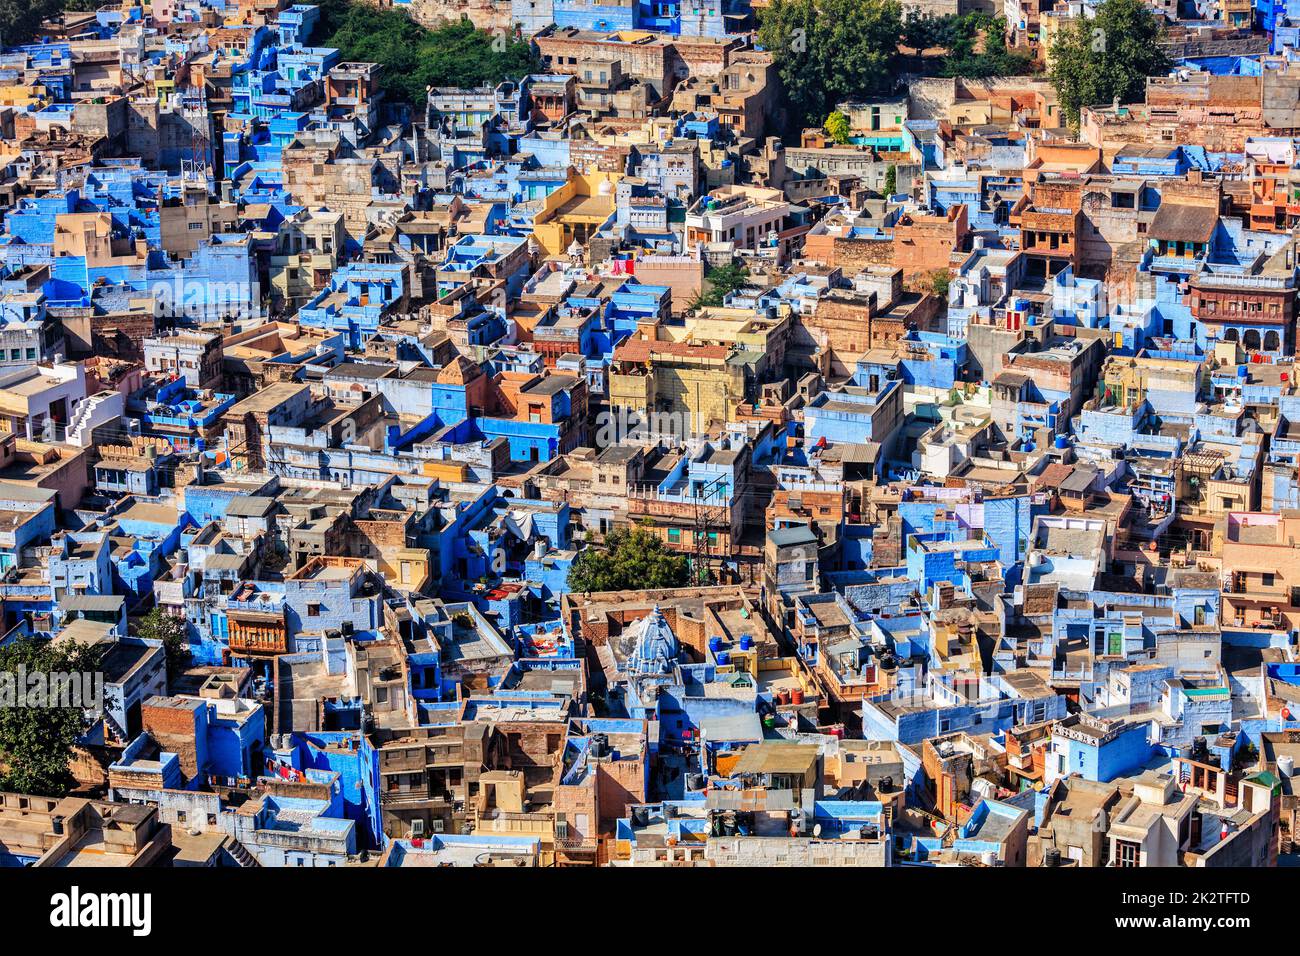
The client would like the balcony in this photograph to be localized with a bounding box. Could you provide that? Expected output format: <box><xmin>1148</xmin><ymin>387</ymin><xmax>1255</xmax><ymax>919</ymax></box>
<box><xmin>1225</xmin><ymin>577</ymin><xmax>1299</xmax><ymax>606</ymax></box>
<box><xmin>1148</xmin><ymin>255</ymin><xmax>1199</xmax><ymax>274</ymax></box>
<box><xmin>379</xmin><ymin>787</ymin><xmax>455</xmax><ymax>808</ymax></box>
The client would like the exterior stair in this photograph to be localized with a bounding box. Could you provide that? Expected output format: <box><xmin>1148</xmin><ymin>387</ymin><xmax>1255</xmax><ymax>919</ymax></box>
<box><xmin>225</xmin><ymin>838</ymin><xmax>261</xmax><ymax>867</ymax></box>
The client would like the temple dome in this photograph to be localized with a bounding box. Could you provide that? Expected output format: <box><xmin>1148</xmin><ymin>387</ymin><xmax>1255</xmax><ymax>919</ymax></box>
<box><xmin>628</xmin><ymin>606</ymin><xmax>679</xmax><ymax>675</ymax></box>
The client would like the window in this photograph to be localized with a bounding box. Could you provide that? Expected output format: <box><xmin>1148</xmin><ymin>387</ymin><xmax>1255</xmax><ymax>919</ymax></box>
<box><xmin>1263</xmin><ymin>572</ymin><xmax>1276</xmax><ymax>588</ymax></box>
<box><xmin>1115</xmin><ymin>839</ymin><xmax>1140</xmax><ymax>867</ymax></box>
<box><xmin>307</xmin><ymin>603</ymin><xmax>322</xmax><ymax>617</ymax></box>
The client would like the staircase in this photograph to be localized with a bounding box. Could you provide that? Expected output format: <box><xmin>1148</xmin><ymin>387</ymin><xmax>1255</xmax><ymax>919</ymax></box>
<box><xmin>224</xmin><ymin>838</ymin><xmax>261</xmax><ymax>867</ymax></box>
<box><xmin>101</xmin><ymin>709</ymin><xmax>130</xmax><ymax>747</ymax></box>
<box><xmin>65</xmin><ymin>391</ymin><xmax>119</xmax><ymax>448</ymax></box>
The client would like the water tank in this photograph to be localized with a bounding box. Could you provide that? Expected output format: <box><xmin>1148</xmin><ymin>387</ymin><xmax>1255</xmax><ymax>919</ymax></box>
<box><xmin>708</xmin><ymin>636</ymin><xmax>723</xmax><ymax>653</ymax></box>
<box><xmin>1055</xmin><ymin>435</ymin><xmax>1070</xmax><ymax>449</ymax></box>
<box><xmin>739</xmin><ymin>634</ymin><xmax>754</xmax><ymax>651</ymax></box>
<box><xmin>1238</xmin><ymin>366</ymin><xmax>1248</xmax><ymax>379</ymax></box>
<box><xmin>1044</xmin><ymin>847</ymin><xmax>1061</xmax><ymax>867</ymax></box>
<box><xmin>717</xmin><ymin>651</ymin><xmax>730</xmax><ymax>665</ymax></box>
<box><xmin>791</xmin><ymin>689</ymin><xmax>805</xmax><ymax>705</ymax></box>
<box><xmin>1279</xmin><ymin>754</ymin><xmax>1295</xmax><ymax>778</ymax></box>
<box><xmin>981</xmin><ymin>850</ymin><xmax>998</xmax><ymax>866</ymax></box>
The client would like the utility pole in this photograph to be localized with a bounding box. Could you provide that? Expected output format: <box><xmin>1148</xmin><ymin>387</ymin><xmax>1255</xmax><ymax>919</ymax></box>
<box><xmin>692</xmin><ymin>473</ymin><xmax>727</xmax><ymax>586</ymax></box>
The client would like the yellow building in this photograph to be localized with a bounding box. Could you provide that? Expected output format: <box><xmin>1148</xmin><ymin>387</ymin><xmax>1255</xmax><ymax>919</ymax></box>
<box><xmin>530</xmin><ymin>169</ymin><xmax>620</xmax><ymax>259</ymax></box>
<box><xmin>1097</xmin><ymin>353</ymin><xmax>1206</xmax><ymax>410</ymax></box>
<box><xmin>608</xmin><ymin>330</ymin><xmax>753</xmax><ymax>436</ymax></box>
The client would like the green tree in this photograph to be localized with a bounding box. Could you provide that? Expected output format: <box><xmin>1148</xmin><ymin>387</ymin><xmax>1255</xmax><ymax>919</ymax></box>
<box><xmin>903</xmin><ymin>11</ymin><xmax>954</xmax><ymax>50</ymax></box>
<box><xmin>136</xmin><ymin>607</ymin><xmax>190</xmax><ymax>682</ymax></box>
<box><xmin>883</xmin><ymin>164</ymin><xmax>897</xmax><ymax>197</ymax></box>
<box><xmin>0</xmin><ymin>638</ymin><xmax>103</xmax><ymax>796</ymax></box>
<box><xmin>0</xmin><ymin>0</ymin><xmax>64</xmax><ymax>47</ymax></box>
<box><xmin>568</xmin><ymin>526</ymin><xmax>690</xmax><ymax>594</ymax></box>
<box><xmin>825</xmin><ymin>110</ymin><xmax>851</xmax><ymax>144</ymax></box>
<box><xmin>315</xmin><ymin>2</ymin><xmax>539</xmax><ymax>107</ymax></box>
<box><xmin>1049</xmin><ymin>0</ymin><xmax>1170</xmax><ymax>128</ymax></box>
<box><xmin>758</xmin><ymin>0</ymin><xmax>904</xmax><ymax>134</ymax></box>
<box><xmin>695</xmin><ymin>262</ymin><xmax>750</xmax><ymax>309</ymax></box>
<box><xmin>938</xmin><ymin>13</ymin><xmax>1033</xmax><ymax>79</ymax></box>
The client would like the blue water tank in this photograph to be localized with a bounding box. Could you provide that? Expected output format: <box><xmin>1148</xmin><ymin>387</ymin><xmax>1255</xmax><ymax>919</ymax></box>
<box><xmin>1238</xmin><ymin>366</ymin><xmax>1249</xmax><ymax>378</ymax></box>
<box><xmin>1055</xmin><ymin>435</ymin><xmax>1069</xmax><ymax>449</ymax></box>
<box><xmin>739</xmin><ymin>635</ymin><xmax>754</xmax><ymax>651</ymax></box>
<box><xmin>717</xmin><ymin>651</ymin><xmax>731</xmax><ymax>665</ymax></box>
<box><xmin>708</xmin><ymin>636</ymin><xmax>723</xmax><ymax>653</ymax></box>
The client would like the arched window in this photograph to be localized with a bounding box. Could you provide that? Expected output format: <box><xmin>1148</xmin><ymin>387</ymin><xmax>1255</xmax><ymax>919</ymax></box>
<box><xmin>1243</xmin><ymin>328</ymin><xmax>1262</xmax><ymax>351</ymax></box>
<box><xmin>1264</xmin><ymin>330</ymin><xmax>1280</xmax><ymax>352</ymax></box>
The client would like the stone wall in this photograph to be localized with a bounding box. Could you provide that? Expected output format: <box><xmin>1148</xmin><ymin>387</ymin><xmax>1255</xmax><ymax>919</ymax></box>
<box><xmin>388</xmin><ymin>0</ymin><xmax>515</xmax><ymax>32</ymax></box>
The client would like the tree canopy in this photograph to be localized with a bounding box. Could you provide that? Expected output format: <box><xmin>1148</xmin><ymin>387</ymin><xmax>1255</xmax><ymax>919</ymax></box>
<box><xmin>825</xmin><ymin>110</ymin><xmax>851</xmax><ymax>145</ymax></box>
<box><xmin>1048</xmin><ymin>0</ymin><xmax>1170</xmax><ymax>128</ymax></box>
<box><xmin>691</xmin><ymin>262</ymin><xmax>750</xmax><ymax>309</ymax></box>
<box><xmin>136</xmin><ymin>607</ymin><xmax>191</xmax><ymax>682</ymax></box>
<box><xmin>568</xmin><ymin>526</ymin><xmax>690</xmax><ymax>594</ymax></box>
<box><xmin>0</xmin><ymin>638</ymin><xmax>102</xmax><ymax>797</ymax></box>
<box><xmin>757</xmin><ymin>0</ymin><xmax>904</xmax><ymax>134</ymax></box>
<box><xmin>919</xmin><ymin>13</ymin><xmax>1034</xmax><ymax>80</ymax></box>
<box><xmin>0</xmin><ymin>0</ymin><xmax>59</xmax><ymax>48</ymax></box>
<box><xmin>759</xmin><ymin>3</ymin><xmax>1034</xmax><ymax>136</ymax></box>
<box><xmin>315</xmin><ymin>1</ymin><xmax>539</xmax><ymax>108</ymax></box>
